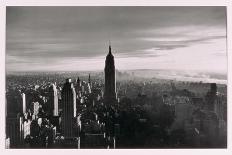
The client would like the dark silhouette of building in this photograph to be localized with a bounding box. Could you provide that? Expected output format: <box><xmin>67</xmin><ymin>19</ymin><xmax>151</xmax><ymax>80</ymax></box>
<box><xmin>76</xmin><ymin>77</ymin><xmax>80</xmax><ymax>84</ymax></box>
<box><xmin>75</xmin><ymin>77</ymin><xmax>81</xmax><ymax>93</ymax></box>
<box><xmin>210</xmin><ymin>83</ymin><xmax>217</xmax><ymax>96</ymax></box>
<box><xmin>88</xmin><ymin>74</ymin><xmax>91</xmax><ymax>84</ymax></box>
<box><xmin>61</xmin><ymin>79</ymin><xmax>77</xmax><ymax>138</ymax></box>
<box><xmin>205</xmin><ymin>83</ymin><xmax>217</xmax><ymax>111</ymax></box>
<box><xmin>104</xmin><ymin>44</ymin><xmax>116</xmax><ymax>104</ymax></box>
<box><xmin>6</xmin><ymin>113</ymin><xmax>24</xmax><ymax>148</ymax></box>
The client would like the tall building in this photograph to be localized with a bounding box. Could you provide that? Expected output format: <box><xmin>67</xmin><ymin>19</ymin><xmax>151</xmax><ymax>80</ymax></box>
<box><xmin>75</xmin><ymin>77</ymin><xmax>82</xmax><ymax>98</ymax></box>
<box><xmin>205</xmin><ymin>83</ymin><xmax>217</xmax><ymax>111</ymax></box>
<box><xmin>210</xmin><ymin>83</ymin><xmax>217</xmax><ymax>96</ymax></box>
<box><xmin>48</xmin><ymin>84</ymin><xmax>59</xmax><ymax>116</ymax></box>
<box><xmin>88</xmin><ymin>74</ymin><xmax>92</xmax><ymax>94</ymax></box>
<box><xmin>61</xmin><ymin>79</ymin><xmax>77</xmax><ymax>138</ymax></box>
<box><xmin>104</xmin><ymin>45</ymin><xmax>116</xmax><ymax>103</ymax></box>
<box><xmin>6</xmin><ymin>114</ymin><xmax>24</xmax><ymax>148</ymax></box>
<box><xmin>22</xmin><ymin>93</ymin><xmax>26</xmax><ymax>114</ymax></box>
<box><xmin>76</xmin><ymin>77</ymin><xmax>81</xmax><ymax>88</ymax></box>
<box><xmin>88</xmin><ymin>74</ymin><xmax>91</xmax><ymax>84</ymax></box>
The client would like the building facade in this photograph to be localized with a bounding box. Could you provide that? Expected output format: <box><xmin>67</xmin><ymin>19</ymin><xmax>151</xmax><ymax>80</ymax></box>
<box><xmin>48</xmin><ymin>84</ymin><xmax>59</xmax><ymax>116</ymax></box>
<box><xmin>22</xmin><ymin>93</ymin><xmax>26</xmax><ymax>114</ymax></box>
<box><xmin>104</xmin><ymin>45</ymin><xmax>116</xmax><ymax>104</ymax></box>
<box><xmin>61</xmin><ymin>79</ymin><xmax>77</xmax><ymax>138</ymax></box>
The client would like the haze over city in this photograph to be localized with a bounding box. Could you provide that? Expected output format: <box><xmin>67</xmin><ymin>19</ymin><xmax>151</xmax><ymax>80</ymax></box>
<box><xmin>6</xmin><ymin>6</ymin><xmax>227</xmax><ymax>74</ymax></box>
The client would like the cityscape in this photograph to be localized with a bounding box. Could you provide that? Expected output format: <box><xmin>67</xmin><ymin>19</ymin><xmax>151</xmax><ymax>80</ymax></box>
<box><xmin>5</xmin><ymin>6</ymin><xmax>227</xmax><ymax>149</ymax></box>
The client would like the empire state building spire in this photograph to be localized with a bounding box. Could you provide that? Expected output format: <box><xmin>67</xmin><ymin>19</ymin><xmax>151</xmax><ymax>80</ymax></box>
<box><xmin>104</xmin><ymin>43</ymin><xmax>116</xmax><ymax>104</ymax></box>
<box><xmin>109</xmin><ymin>40</ymin><xmax>112</xmax><ymax>54</ymax></box>
<box><xmin>109</xmin><ymin>45</ymin><xmax>111</xmax><ymax>54</ymax></box>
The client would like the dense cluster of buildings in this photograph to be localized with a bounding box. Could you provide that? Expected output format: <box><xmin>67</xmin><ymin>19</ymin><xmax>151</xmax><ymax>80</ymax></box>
<box><xmin>6</xmin><ymin>45</ymin><xmax>119</xmax><ymax>148</ymax></box>
<box><xmin>162</xmin><ymin>83</ymin><xmax>227</xmax><ymax>147</ymax></box>
<box><xmin>5</xmin><ymin>45</ymin><xmax>227</xmax><ymax>148</ymax></box>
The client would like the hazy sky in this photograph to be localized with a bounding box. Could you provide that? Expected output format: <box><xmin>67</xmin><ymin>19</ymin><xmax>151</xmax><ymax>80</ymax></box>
<box><xmin>6</xmin><ymin>6</ymin><xmax>227</xmax><ymax>73</ymax></box>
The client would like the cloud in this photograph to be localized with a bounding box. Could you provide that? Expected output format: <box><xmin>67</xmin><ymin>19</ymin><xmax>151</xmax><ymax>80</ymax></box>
<box><xmin>6</xmin><ymin>6</ymin><xmax>227</xmax><ymax>73</ymax></box>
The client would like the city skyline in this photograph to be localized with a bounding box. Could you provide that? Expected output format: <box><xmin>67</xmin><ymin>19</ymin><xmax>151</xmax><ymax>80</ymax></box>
<box><xmin>6</xmin><ymin>6</ymin><xmax>227</xmax><ymax>74</ymax></box>
<box><xmin>5</xmin><ymin>50</ymin><xmax>227</xmax><ymax>148</ymax></box>
<box><xmin>4</xmin><ymin>5</ymin><xmax>228</xmax><ymax>150</ymax></box>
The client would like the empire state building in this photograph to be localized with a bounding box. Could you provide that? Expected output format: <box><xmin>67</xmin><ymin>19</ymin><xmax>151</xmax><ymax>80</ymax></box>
<box><xmin>104</xmin><ymin>45</ymin><xmax>116</xmax><ymax>104</ymax></box>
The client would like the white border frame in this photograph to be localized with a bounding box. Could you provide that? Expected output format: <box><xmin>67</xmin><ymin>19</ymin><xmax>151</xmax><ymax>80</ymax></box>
<box><xmin>0</xmin><ymin>0</ymin><xmax>232</xmax><ymax>155</ymax></box>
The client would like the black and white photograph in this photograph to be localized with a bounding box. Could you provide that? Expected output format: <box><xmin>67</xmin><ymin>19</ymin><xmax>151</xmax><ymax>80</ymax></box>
<box><xmin>4</xmin><ymin>5</ymin><xmax>228</xmax><ymax>149</ymax></box>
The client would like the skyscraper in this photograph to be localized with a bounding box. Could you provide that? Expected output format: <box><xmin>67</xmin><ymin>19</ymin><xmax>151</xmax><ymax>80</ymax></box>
<box><xmin>48</xmin><ymin>84</ymin><xmax>59</xmax><ymax>116</ymax></box>
<box><xmin>104</xmin><ymin>44</ymin><xmax>116</xmax><ymax>104</ymax></box>
<box><xmin>6</xmin><ymin>114</ymin><xmax>24</xmax><ymax>148</ymax></box>
<box><xmin>210</xmin><ymin>83</ymin><xmax>217</xmax><ymax>96</ymax></box>
<box><xmin>61</xmin><ymin>79</ymin><xmax>77</xmax><ymax>138</ymax></box>
<box><xmin>75</xmin><ymin>77</ymin><xmax>82</xmax><ymax>95</ymax></box>
<box><xmin>88</xmin><ymin>74</ymin><xmax>92</xmax><ymax>94</ymax></box>
<box><xmin>88</xmin><ymin>74</ymin><xmax>91</xmax><ymax>84</ymax></box>
<box><xmin>76</xmin><ymin>77</ymin><xmax>81</xmax><ymax>87</ymax></box>
<box><xmin>206</xmin><ymin>83</ymin><xmax>218</xmax><ymax>111</ymax></box>
<box><xmin>22</xmin><ymin>93</ymin><xmax>26</xmax><ymax>114</ymax></box>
